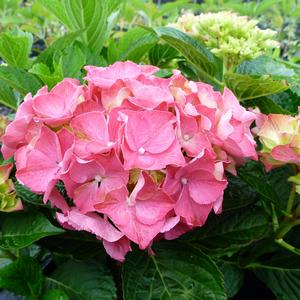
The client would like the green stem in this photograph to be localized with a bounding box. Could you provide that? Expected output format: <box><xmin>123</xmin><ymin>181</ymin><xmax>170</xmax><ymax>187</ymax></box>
<box><xmin>15</xmin><ymin>249</ymin><xmax>20</xmax><ymax>258</ymax></box>
<box><xmin>275</xmin><ymin>238</ymin><xmax>300</xmax><ymax>256</ymax></box>
<box><xmin>286</xmin><ymin>183</ymin><xmax>296</xmax><ymax>214</ymax></box>
<box><xmin>275</xmin><ymin>220</ymin><xmax>295</xmax><ymax>239</ymax></box>
<box><xmin>275</xmin><ymin>217</ymin><xmax>300</xmax><ymax>240</ymax></box>
<box><xmin>294</xmin><ymin>202</ymin><xmax>300</xmax><ymax>217</ymax></box>
<box><xmin>271</xmin><ymin>203</ymin><xmax>279</xmax><ymax>231</ymax></box>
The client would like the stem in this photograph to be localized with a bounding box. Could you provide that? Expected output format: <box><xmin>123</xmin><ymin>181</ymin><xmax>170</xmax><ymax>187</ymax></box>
<box><xmin>15</xmin><ymin>249</ymin><xmax>20</xmax><ymax>258</ymax></box>
<box><xmin>275</xmin><ymin>217</ymin><xmax>300</xmax><ymax>240</ymax></box>
<box><xmin>286</xmin><ymin>183</ymin><xmax>296</xmax><ymax>214</ymax></box>
<box><xmin>271</xmin><ymin>203</ymin><xmax>279</xmax><ymax>231</ymax></box>
<box><xmin>275</xmin><ymin>220</ymin><xmax>295</xmax><ymax>239</ymax></box>
<box><xmin>275</xmin><ymin>239</ymin><xmax>300</xmax><ymax>256</ymax></box>
<box><xmin>295</xmin><ymin>202</ymin><xmax>300</xmax><ymax>217</ymax></box>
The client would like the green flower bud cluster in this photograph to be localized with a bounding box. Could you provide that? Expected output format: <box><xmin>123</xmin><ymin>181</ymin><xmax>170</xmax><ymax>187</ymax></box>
<box><xmin>169</xmin><ymin>11</ymin><xmax>279</xmax><ymax>70</ymax></box>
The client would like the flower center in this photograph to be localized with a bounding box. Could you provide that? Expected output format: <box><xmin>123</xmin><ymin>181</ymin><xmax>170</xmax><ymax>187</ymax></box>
<box><xmin>181</xmin><ymin>177</ymin><xmax>188</xmax><ymax>185</ymax></box>
<box><xmin>95</xmin><ymin>175</ymin><xmax>102</xmax><ymax>182</ymax></box>
<box><xmin>183</xmin><ymin>134</ymin><xmax>191</xmax><ymax>141</ymax></box>
<box><xmin>138</xmin><ymin>147</ymin><xmax>146</xmax><ymax>155</ymax></box>
<box><xmin>126</xmin><ymin>196</ymin><xmax>136</xmax><ymax>207</ymax></box>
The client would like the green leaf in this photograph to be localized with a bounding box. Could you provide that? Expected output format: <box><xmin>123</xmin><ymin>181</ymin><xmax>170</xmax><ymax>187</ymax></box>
<box><xmin>46</xmin><ymin>259</ymin><xmax>116</xmax><ymax>300</ymax></box>
<box><xmin>42</xmin><ymin>289</ymin><xmax>70</xmax><ymax>300</ymax></box>
<box><xmin>222</xmin><ymin>174</ymin><xmax>258</xmax><ymax>212</ymax></box>
<box><xmin>266</xmin><ymin>165</ymin><xmax>294</xmax><ymax>211</ymax></box>
<box><xmin>0</xmin><ymin>79</ymin><xmax>17</xmax><ymax>110</ymax></box>
<box><xmin>62</xmin><ymin>0</ymin><xmax>121</xmax><ymax>55</ymax></box>
<box><xmin>0</xmin><ymin>249</ymin><xmax>13</xmax><ymax>269</ymax></box>
<box><xmin>39</xmin><ymin>231</ymin><xmax>106</xmax><ymax>262</ymax></box>
<box><xmin>0</xmin><ymin>257</ymin><xmax>44</xmax><ymax>297</ymax></box>
<box><xmin>0</xmin><ymin>65</ymin><xmax>42</xmax><ymax>95</ymax></box>
<box><xmin>183</xmin><ymin>206</ymin><xmax>269</xmax><ymax>254</ymax></box>
<box><xmin>237</xmin><ymin>161</ymin><xmax>278</xmax><ymax>203</ymax></box>
<box><xmin>255</xmin><ymin>267</ymin><xmax>300</xmax><ymax>300</ymax></box>
<box><xmin>146</xmin><ymin>26</ymin><xmax>222</xmax><ymax>85</ymax></box>
<box><xmin>0</xmin><ymin>211</ymin><xmax>64</xmax><ymax>249</ymax></box>
<box><xmin>154</xmin><ymin>69</ymin><xmax>173</xmax><ymax>78</ymax></box>
<box><xmin>36</xmin><ymin>30</ymin><xmax>84</xmax><ymax>67</ymax></box>
<box><xmin>238</xmin><ymin>161</ymin><xmax>292</xmax><ymax>210</ymax></box>
<box><xmin>14</xmin><ymin>181</ymin><xmax>44</xmax><ymax>206</ymax></box>
<box><xmin>237</xmin><ymin>56</ymin><xmax>295</xmax><ymax>79</ymax></box>
<box><xmin>252</xmin><ymin>255</ymin><xmax>300</xmax><ymax>300</ymax></box>
<box><xmin>122</xmin><ymin>241</ymin><xmax>226</xmax><ymax>300</ymax></box>
<box><xmin>268</xmin><ymin>90</ymin><xmax>300</xmax><ymax>115</ymax></box>
<box><xmin>0</xmin><ymin>0</ymin><xmax>22</xmax><ymax>11</ymax></box>
<box><xmin>0</xmin><ymin>29</ymin><xmax>33</xmax><ymax>68</ymax></box>
<box><xmin>38</xmin><ymin>0</ymin><xmax>72</xmax><ymax>28</ymax></box>
<box><xmin>149</xmin><ymin>43</ymin><xmax>178</xmax><ymax>68</ymax></box>
<box><xmin>225</xmin><ymin>73</ymin><xmax>288</xmax><ymax>101</ymax></box>
<box><xmin>218</xmin><ymin>261</ymin><xmax>244</xmax><ymax>298</ymax></box>
<box><xmin>244</xmin><ymin>96</ymin><xmax>291</xmax><ymax>115</ymax></box>
<box><xmin>60</xmin><ymin>44</ymin><xmax>86</xmax><ymax>78</ymax></box>
<box><xmin>108</xmin><ymin>27</ymin><xmax>158</xmax><ymax>63</ymax></box>
<box><xmin>29</xmin><ymin>63</ymin><xmax>63</xmax><ymax>89</ymax></box>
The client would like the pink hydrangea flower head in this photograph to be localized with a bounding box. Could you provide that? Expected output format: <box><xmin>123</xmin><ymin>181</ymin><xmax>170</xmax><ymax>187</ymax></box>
<box><xmin>1</xmin><ymin>61</ymin><xmax>258</xmax><ymax>260</ymax></box>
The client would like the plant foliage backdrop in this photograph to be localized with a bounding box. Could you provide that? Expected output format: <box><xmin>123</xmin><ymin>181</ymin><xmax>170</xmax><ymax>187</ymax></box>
<box><xmin>0</xmin><ymin>0</ymin><xmax>300</xmax><ymax>299</ymax></box>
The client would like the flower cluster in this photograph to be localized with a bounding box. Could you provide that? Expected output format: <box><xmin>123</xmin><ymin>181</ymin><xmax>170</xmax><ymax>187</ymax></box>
<box><xmin>169</xmin><ymin>11</ymin><xmax>279</xmax><ymax>69</ymax></box>
<box><xmin>2</xmin><ymin>61</ymin><xmax>257</xmax><ymax>260</ymax></box>
<box><xmin>254</xmin><ymin>111</ymin><xmax>300</xmax><ymax>171</ymax></box>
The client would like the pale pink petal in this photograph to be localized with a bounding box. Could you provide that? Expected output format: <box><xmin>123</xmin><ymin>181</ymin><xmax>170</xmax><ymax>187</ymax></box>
<box><xmin>175</xmin><ymin>186</ymin><xmax>213</xmax><ymax>226</ymax></box>
<box><xmin>48</xmin><ymin>188</ymin><xmax>69</xmax><ymax>213</ymax></box>
<box><xmin>56</xmin><ymin>209</ymin><xmax>124</xmax><ymax>242</ymax></box>
<box><xmin>103</xmin><ymin>237</ymin><xmax>132</xmax><ymax>262</ymax></box>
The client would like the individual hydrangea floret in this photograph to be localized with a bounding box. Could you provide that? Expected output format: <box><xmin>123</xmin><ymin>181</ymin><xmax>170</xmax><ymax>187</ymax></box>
<box><xmin>169</xmin><ymin>11</ymin><xmax>279</xmax><ymax>69</ymax></box>
<box><xmin>253</xmin><ymin>109</ymin><xmax>300</xmax><ymax>171</ymax></box>
<box><xmin>1</xmin><ymin>61</ymin><xmax>257</xmax><ymax>261</ymax></box>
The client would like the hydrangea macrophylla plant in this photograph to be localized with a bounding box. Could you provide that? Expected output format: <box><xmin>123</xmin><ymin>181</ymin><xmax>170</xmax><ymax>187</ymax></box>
<box><xmin>1</xmin><ymin>61</ymin><xmax>257</xmax><ymax>261</ymax></box>
<box><xmin>169</xmin><ymin>11</ymin><xmax>279</xmax><ymax>70</ymax></box>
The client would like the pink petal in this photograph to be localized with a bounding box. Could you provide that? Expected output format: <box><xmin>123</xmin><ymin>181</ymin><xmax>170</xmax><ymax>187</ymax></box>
<box><xmin>74</xmin><ymin>182</ymin><xmax>98</xmax><ymax>213</ymax></box>
<box><xmin>124</xmin><ymin>110</ymin><xmax>176</xmax><ymax>153</ymax></box>
<box><xmin>175</xmin><ymin>186</ymin><xmax>213</xmax><ymax>226</ymax></box>
<box><xmin>271</xmin><ymin>145</ymin><xmax>300</xmax><ymax>163</ymax></box>
<box><xmin>103</xmin><ymin>237</ymin><xmax>132</xmax><ymax>262</ymax></box>
<box><xmin>48</xmin><ymin>188</ymin><xmax>69</xmax><ymax>213</ymax></box>
<box><xmin>56</xmin><ymin>209</ymin><xmax>124</xmax><ymax>242</ymax></box>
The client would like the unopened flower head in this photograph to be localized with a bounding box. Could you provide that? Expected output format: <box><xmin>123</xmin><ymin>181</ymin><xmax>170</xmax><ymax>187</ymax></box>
<box><xmin>169</xmin><ymin>11</ymin><xmax>279</xmax><ymax>69</ymax></box>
